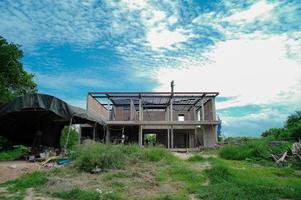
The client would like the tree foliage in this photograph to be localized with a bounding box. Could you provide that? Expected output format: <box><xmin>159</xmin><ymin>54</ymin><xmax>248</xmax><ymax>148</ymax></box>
<box><xmin>0</xmin><ymin>36</ymin><xmax>37</xmax><ymax>105</ymax></box>
<box><xmin>60</xmin><ymin>126</ymin><xmax>79</xmax><ymax>150</ymax></box>
<box><xmin>262</xmin><ymin>111</ymin><xmax>301</xmax><ymax>140</ymax></box>
<box><xmin>286</xmin><ymin>111</ymin><xmax>301</xmax><ymax>128</ymax></box>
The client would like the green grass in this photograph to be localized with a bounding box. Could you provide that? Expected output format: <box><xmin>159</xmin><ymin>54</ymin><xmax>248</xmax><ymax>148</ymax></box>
<box><xmin>0</xmin><ymin>171</ymin><xmax>48</xmax><ymax>200</ymax></box>
<box><xmin>219</xmin><ymin>139</ymin><xmax>292</xmax><ymax>162</ymax></box>
<box><xmin>4</xmin><ymin>171</ymin><xmax>47</xmax><ymax>192</ymax></box>
<box><xmin>53</xmin><ymin>188</ymin><xmax>100</xmax><ymax>200</ymax></box>
<box><xmin>187</xmin><ymin>154</ymin><xmax>206</xmax><ymax>162</ymax></box>
<box><xmin>199</xmin><ymin>158</ymin><xmax>301</xmax><ymax>200</ymax></box>
<box><xmin>1</xmin><ymin>143</ymin><xmax>301</xmax><ymax>200</ymax></box>
<box><xmin>0</xmin><ymin>145</ymin><xmax>29</xmax><ymax>161</ymax></box>
<box><xmin>73</xmin><ymin>140</ymin><xmax>176</xmax><ymax>172</ymax></box>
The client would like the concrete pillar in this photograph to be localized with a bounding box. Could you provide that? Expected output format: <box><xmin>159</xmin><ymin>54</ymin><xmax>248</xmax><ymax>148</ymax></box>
<box><xmin>107</xmin><ymin>98</ymin><xmax>110</xmax><ymax>120</ymax></box>
<box><xmin>106</xmin><ymin>126</ymin><xmax>110</xmax><ymax>144</ymax></box>
<box><xmin>78</xmin><ymin>126</ymin><xmax>82</xmax><ymax>144</ymax></box>
<box><xmin>193</xmin><ymin>107</ymin><xmax>197</xmax><ymax>121</ymax></box>
<box><xmin>201</xmin><ymin>101</ymin><xmax>205</xmax><ymax>121</ymax></box>
<box><xmin>93</xmin><ymin>123</ymin><xmax>96</xmax><ymax>141</ymax></box>
<box><xmin>139</xmin><ymin>125</ymin><xmax>143</xmax><ymax>147</ymax></box>
<box><xmin>194</xmin><ymin>128</ymin><xmax>197</xmax><ymax>147</ymax></box>
<box><xmin>211</xmin><ymin>98</ymin><xmax>216</xmax><ymax>121</ymax></box>
<box><xmin>167</xmin><ymin>129</ymin><xmax>170</xmax><ymax>149</ymax></box>
<box><xmin>170</xmin><ymin>129</ymin><xmax>174</xmax><ymax>149</ymax></box>
<box><xmin>202</xmin><ymin>126</ymin><xmax>206</xmax><ymax>147</ymax></box>
<box><xmin>130</xmin><ymin>98</ymin><xmax>135</xmax><ymax>120</ymax></box>
<box><xmin>170</xmin><ymin>97</ymin><xmax>174</xmax><ymax>148</ymax></box>
<box><xmin>139</xmin><ymin>97</ymin><xmax>143</xmax><ymax>121</ymax></box>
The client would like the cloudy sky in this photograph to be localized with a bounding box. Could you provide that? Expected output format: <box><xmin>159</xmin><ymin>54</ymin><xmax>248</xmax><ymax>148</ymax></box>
<box><xmin>0</xmin><ymin>0</ymin><xmax>300</xmax><ymax>137</ymax></box>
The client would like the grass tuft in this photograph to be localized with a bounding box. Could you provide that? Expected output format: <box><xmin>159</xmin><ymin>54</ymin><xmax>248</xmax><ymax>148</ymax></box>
<box><xmin>53</xmin><ymin>188</ymin><xmax>100</xmax><ymax>200</ymax></box>
<box><xmin>187</xmin><ymin>154</ymin><xmax>205</xmax><ymax>162</ymax></box>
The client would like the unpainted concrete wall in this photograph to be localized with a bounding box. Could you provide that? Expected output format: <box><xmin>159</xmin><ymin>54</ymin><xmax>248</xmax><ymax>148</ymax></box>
<box><xmin>203</xmin><ymin>125</ymin><xmax>217</xmax><ymax>147</ymax></box>
<box><xmin>87</xmin><ymin>95</ymin><xmax>108</xmax><ymax>120</ymax></box>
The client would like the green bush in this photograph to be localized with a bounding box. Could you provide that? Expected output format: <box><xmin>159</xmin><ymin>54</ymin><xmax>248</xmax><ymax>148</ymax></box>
<box><xmin>262</xmin><ymin>111</ymin><xmax>301</xmax><ymax>141</ymax></box>
<box><xmin>60</xmin><ymin>126</ymin><xmax>79</xmax><ymax>150</ymax></box>
<box><xmin>73</xmin><ymin>140</ymin><xmax>174</xmax><ymax>172</ymax></box>
<box><xmin>0</xmin><ymin>145</ymin><xmax>29</xmax><ymax>161</ymax></box>
<box><xmin>219</xmin><ymin>140</ymin><xmax>269</xmax><ymax>160</ymax></box>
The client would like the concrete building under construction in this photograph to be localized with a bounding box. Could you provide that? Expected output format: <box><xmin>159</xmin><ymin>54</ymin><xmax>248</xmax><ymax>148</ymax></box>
<box><xmin>82</xmin><ymin>88</ymin><xmax>220</xmax><ymax>149</ymax></box>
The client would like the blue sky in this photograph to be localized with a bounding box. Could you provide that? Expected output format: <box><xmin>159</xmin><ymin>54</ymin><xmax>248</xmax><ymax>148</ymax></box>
<box><xmin>0</xmin><ymin>0</ymin><xmax>300</xmax><ymax>137</ymax></box>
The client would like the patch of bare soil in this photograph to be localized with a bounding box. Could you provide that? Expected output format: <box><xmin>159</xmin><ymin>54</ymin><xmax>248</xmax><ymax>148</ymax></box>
<box><xmin>173</xmin><ymin>152</ymin><xmax>193</xmax><ymax>160</ymax></box>
<box><xmin>0</xmin><ymin>161</ymin><xmax>40</xmax><ymax>183</ymax></box>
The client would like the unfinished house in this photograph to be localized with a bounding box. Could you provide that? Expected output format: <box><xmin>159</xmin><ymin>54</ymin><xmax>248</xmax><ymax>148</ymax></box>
<box><xmin>83</xmin><ymin>92</ymin><xmax>220</xmax><ymax>149</ymax></box>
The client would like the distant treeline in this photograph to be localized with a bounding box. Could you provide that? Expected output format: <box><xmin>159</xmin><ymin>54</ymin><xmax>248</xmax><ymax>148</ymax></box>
<box><xmin>262</xmin><ymin>111</ymin><xmax>301</xmax><ymax>141</ymax></box>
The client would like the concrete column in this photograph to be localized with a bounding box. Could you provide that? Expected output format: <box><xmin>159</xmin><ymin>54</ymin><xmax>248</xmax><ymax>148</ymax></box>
<box><xmin>78</xmin><ymin>126</ymin><xmax>82</xmax><ymax>144</ymax></box>
<box><xmin>201</xmin><ymin>101</ymin><xmax>205</xmax><ymax>121</ymax></box>
<box><xmin>193</xmin><ymin>106</ymin><xmax>197</xmax><ymax>121</ymax></box>
<box><xmin>211</xmin><ymin>98</ymin><xmax>216</xmax><ymax>121</ymax></box>
<box><xmin>165</xmin><ymin>106</ymin><xmax>170</xmax><ymax>149</ymax></box>
<box><xmin>167</xmin><ymin>129</ymin><xmax>170</xmax><ymax>149</ymax></box>
<box><xmin>170</xmin><ymin>97</ymin><xmax>174</xmax><ymax>148</ymax></box>
<box><xmin>170</xmin><ymin>129</ymin><xmax>174</xmax><ymax>149</ymax></box>
<box><xmin>194</xmin><ymin>128</ymin><xmax>197</xmax><ymax>147</ymax></box>
<box><xmin>139</xmin><ymin>125</ymin><xmax>143</xmax><ymax>147</ymax></box>
<box><xmin>130</xmin><ymin>98</ymin><xmax>135</xmax><ymax>120</ymax></box>
<box><xmin>93</xmin><ymin>123</ymin><xmax>96</xmax><ymax>141</ymax></box>
<box><xmin>202</xmin><ymin>126</ymin><xmax>206</xmax><ymax>147</ymax></box>
<box><xmin>107</xmin><ymin>98</ymin><xmax>110</xmax><ymax>120</ymax></box>
<box><xmin>139</xmin><ymin>97</ymin><xmax>143</xmax><ymax>121</ymax></box>
<box><xmin>106</xmin><ymin>126</ymin><xmax>110</xmax><ymax>144</ymax></box>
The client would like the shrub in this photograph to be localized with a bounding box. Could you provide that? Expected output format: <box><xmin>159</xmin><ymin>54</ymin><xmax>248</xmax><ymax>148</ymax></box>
<box><xmin>143</xmin><ymin>147</ymin><xmax>175</xmax><ymax>162</ymax></box>
<box><xmin>0</xmin><ymin>145</ymin><xmax>29</xmax><ymax>161</ymax></box>
<box><xmin>219</xmin><ymin>140</ymin><xmax>269</xmax><ymax>160</ymax></box>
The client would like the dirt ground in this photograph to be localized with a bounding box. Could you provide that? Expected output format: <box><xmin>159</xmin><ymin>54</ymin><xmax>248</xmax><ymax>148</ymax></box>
<box><xmin>0</xmin><ymin>161</ymin><xmax>40</xmax><ymax>183</ymax></box>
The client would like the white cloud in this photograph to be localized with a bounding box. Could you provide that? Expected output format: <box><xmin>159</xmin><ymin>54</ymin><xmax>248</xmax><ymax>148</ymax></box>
<box><xmin>146</xmin><ymin>28</ymin><xmax>190</xmax><ymax>49</ymax></box>
<box><xmin>152</xmin><ymin>33</ymin><xmax>301</xmax><ymax>110</ymax></box>
<box><xmin>224</xmin><ymin>1</ymin><xmax>275</xmax><ymax>23</ymax></box>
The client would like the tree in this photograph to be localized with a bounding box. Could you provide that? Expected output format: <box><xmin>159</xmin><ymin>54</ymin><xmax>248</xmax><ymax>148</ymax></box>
<box><xmin>0</xmin><ymin>36</ymin><xmax>37</xmax><ymax>105</ymax></box>
<box><xmin>286</xmin><ymin>111</ymin><xmax>301</xmax><ymax>128</ymax></box>
<box><xmin>60</xmin><ymin>126</ymin><xmax>79</xmax><ymax>150</ymax></box>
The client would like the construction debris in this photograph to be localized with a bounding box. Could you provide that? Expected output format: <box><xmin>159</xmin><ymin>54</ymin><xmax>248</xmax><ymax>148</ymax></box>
<box><xmin>271</xmin><ymin>141</ymin><xmax>301</xmax><ymax>166</ymax></box>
